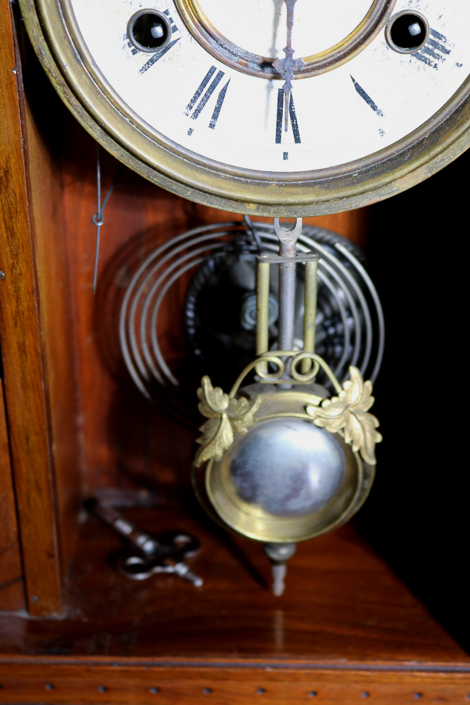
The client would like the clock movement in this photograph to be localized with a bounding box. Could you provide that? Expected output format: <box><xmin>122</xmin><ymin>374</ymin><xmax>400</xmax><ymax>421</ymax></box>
<box><xmin>1</xmin><ymin>0</ymin><xmax>470</xmax><ymax>700</ymax></box>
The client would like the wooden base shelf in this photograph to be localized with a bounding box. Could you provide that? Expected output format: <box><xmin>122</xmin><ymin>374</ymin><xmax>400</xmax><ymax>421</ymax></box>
<box><xmin>1</xmin><ymin>506</ymin><xmax>469</xmax><ymax>703</ymax></box>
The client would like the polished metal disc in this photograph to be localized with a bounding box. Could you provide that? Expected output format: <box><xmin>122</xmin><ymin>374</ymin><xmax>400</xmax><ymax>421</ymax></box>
<box><xmin>227</xmin><ymin>418</ymin><xmax>346</xmax><ymax>518</ymax></box>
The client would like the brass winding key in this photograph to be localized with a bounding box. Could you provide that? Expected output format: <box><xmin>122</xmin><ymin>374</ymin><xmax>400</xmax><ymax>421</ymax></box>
<box><xmin>86</xmin><ymin>500</ymin><xmax>203</xmax><ymax>587</ymax></box>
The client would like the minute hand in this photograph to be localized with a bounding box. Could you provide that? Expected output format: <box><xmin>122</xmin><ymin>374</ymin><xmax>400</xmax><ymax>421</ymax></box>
<box><xmin>273</xmin><ymin>0</ymin><xmax>305</xmax><ymax>132</ymax></box>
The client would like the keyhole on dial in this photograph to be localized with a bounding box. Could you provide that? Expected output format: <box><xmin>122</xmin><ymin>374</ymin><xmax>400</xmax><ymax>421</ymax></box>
<box><xmin>386</xmin><ymin>12</ymin><xmax>429</xmax><ymax>53</ymax></box>
<box><xmin>128</xmin><ymin>11</ymin><xmax>171</xmax><ymax>53</ymax></box>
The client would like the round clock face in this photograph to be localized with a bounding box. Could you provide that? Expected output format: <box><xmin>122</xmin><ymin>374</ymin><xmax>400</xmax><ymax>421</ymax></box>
<box><xmin>22</xmin><ymin>0</ymin><xmax>470</xmax><ymax>214</ymax></box>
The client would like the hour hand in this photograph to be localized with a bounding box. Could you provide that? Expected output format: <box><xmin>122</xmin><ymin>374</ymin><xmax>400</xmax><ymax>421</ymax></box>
<box><xmin>273</xmin><ymin>0</ymin><xmax>305</xmax><ymax>132</ymax></box>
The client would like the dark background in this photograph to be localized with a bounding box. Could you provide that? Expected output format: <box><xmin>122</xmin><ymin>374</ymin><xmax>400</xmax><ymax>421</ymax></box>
<box><xmin>358</xmin><ymin>150</ymin><xmax>470</xmax><ymax>651</ymax></box>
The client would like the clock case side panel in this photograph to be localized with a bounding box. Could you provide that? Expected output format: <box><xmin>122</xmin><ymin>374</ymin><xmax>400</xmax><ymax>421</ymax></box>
<box><xmin>19</xmin><ymin>9</ymin><xmax>83</xmax><ymax>608</ymax></box>
<box><xmin>17</xmin><ymin>0</ymin><xmax>470</xmax><ymax>217</ymax></box>
<box><xmin>0</xmin><ymin>380</ymin><xmax>26</xmax><ymax>613</ymax></box>
<box><xmin>0</xmin><ymin>0</ymin><xmax>81</xmax><ymax>617</ymax></box>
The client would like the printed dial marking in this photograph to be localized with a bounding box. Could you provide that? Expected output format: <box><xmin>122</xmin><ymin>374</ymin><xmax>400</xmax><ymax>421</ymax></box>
<box><xmin>185</xmin><ymin>66</ymin><xmax>231</xmax><ymax>134</ymax></box>
<box><xmin>163</xmin><ymin>9</ymin><xmax>179</xmax><ymax>33</ymax></box>
<box><xmin>350</xmin><ymin>76</ymin><xmax>384</xmax><ymax>117</ymax></box>
<box><xmin>140</xmin><ymin>37</ymin><xmax>181</xmax><ymax>74</ymax></box>
<box><xmin>412</xmin><ymin>28</ymin><xmax>451</xmax><ymax>70</ymax></box>
<box><xmin>71</xmin><ymin>0</ymin><xmax>470</xmax><ymax>173</ymax></box>
<box><xmin>275</xmin><ymin>88</ymin><xmax>301</xmax><ymax>148</ymax></box>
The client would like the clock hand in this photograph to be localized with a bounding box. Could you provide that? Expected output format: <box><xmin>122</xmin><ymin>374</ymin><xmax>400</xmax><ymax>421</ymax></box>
<box><xmin>273</xmin><ymin>0</ymin><xmax>305</xmax><ymax>132</ymax></box>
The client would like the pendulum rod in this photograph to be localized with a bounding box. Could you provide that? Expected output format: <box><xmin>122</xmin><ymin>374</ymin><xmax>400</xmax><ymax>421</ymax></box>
<box><xmin>264</xmin><ymin>217</ymin><xmax>303</xmax><ymax>596</ymax></box>
<box><xmin>253</xmin><ymin>218</ymin><xmax>320</xmax><ymax>595</ymax></box>
<box><xmin>278</xmin><ymin>237</ymin><xmax>297</xmax><ymax>353</ymax></box>
<box><xmin>274</xmin><ymin>217</ymin><xmax>302</xmax><ymax>384</ymax></box>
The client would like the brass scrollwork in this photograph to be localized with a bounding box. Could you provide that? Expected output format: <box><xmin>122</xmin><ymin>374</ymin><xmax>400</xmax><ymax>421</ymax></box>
<box><xmin>195</xmin><ymin>360</ymin><xmax>381</xmax><ymax>468</ymax></box>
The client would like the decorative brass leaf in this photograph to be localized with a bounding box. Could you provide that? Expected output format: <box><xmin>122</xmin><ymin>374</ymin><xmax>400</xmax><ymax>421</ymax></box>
<box><xmin>197</xmin><ymin>376</ymin><xmax>229</xmax><ymax>417</ymax></box>
<box><xmin>195</xmin><ymin>415</ymin><xmax>234</xmax><ymax>467</ymax></box>
<box><xmin>306</xmin><ymin>366</ymin><xmax>382</xmax><ymax>464</ymax></box>
<box><xmin>195</xmin><ymin>377</ymin><xmax>261</xmax><ymax>467</ymax></box>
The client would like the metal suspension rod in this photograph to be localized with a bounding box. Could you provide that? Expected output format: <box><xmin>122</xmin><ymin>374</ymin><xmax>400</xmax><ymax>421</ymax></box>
<box><xmin>274</xmin><ymin>217</ymin><xmax>302</xmax><ymax>384</ymax></box>
<box><xmin>302</xmin><ymin>259</ymin><xmax>318</xmax><ymax>373</ymax></box>
<box><xmin>256</xmin><ymin>261</ymin><xmax>270</xmax><ymax>374</ymax></box>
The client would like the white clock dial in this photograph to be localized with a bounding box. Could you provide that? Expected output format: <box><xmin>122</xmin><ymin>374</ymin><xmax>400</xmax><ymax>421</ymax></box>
<box><xmin>20</xmin><ymin>0</ymin><xmax>470</xmax><ymax>214</ymax></box>
<box><xmin>68</xmin><ymin>0</ymin><xmax>470</xmax><ymax>174</ymax></box>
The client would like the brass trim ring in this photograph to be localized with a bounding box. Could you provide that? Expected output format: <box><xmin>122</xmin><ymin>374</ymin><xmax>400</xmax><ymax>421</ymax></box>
<box><xmin>174</xmin><ymin>0</ymin><xmax>397</xmax><ymax>79</ymax></box>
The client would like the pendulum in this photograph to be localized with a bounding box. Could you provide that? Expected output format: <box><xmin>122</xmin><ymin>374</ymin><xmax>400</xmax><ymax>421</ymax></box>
<box><xmin>192</xmin><ymin>218</ymin><xmax>381</xmax><ymax>594</ymax></box>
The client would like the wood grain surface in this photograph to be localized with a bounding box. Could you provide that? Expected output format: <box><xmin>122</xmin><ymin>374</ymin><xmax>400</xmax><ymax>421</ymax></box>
<box><xmin>0</xmin><ymin>508</ymin><xmax>468</xmax><ymax>666</ymax></box>
<box><xmin>20</xmin><ymin>27</ymin><xmax>81</xmax><ymax>579</ymax></box>
<box><xmin>0</xmin><ymin>662</ymin><xmax>469</xmax><ymax>704</ymax></box>
<box><xmin>0</xmin><ymin>508</ymin><xmax>469</xmax><ymax>702</ymax></box>
<box><xmin>0</xmin><ymin>380</ymin><xmax>25</xmax><ymax>612</ymax></box>
<box><xmin>0</xmin><ymin>0</ymin><xmax>61</xmax><ymax>616</ymax></box>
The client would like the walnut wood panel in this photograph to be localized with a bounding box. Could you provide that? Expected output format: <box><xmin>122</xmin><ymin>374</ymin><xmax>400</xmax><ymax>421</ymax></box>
<box><xmin>0</xmin><ymin>662</ymin><xmax>469</xmax><ymax>704</ymax></box>
<box><xmin>0</xmin><ymin>0</ymin><xmax>61</xmax><ymax>616</ymax></box>
<box><xmin>20</xmin><ymin>28</ymin><xmax>81</xmax><ymax>578</ymax></box>
<box><xmin>0</xmin><ymin>380</ymin><xmax>25</xmax><ymax>612</ymax></box>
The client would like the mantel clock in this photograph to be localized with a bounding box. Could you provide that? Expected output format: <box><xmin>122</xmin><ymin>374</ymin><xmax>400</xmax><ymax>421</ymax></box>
<box><xmin>15</xmin><ymin>0</ymin><xmax>470</xmax><ymax>592</ymax></box>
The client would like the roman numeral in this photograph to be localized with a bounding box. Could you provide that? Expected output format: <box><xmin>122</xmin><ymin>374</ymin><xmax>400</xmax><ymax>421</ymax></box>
<box><xmin>163</xmin><ymin>9</ymin><xmax>179</xmax><ymax>34</ymax></box>
<box><xmin>139</xmin><ymin>37</ymin><xmax>181</xmax><ymax>74</ymax></box>
<box><xmin>350</xmin><ymin>76</ymin><xmax>384</xmax><ymax>117</ymax></box>
<box><xmin>132</xmin><ymin>10</ymin><xmax>181</xmax><ymax>73</ymax></box>
<box><xmin>412</xmin><ymin>28</ymin><xmax>451</xmax><ymax>70</ymax></box>
<box><xmin>128</xmin><ymin>41</ymin><xmax>139</xmax><ymax>56</ymax></box>
<box><xmin>275</xmin><ymin>88</ymin><xmax>301</xmax><ymax>145</ymax></box>
<box><xmin>185</xmin><ymin>67</ymin><xmax>230</xmax><ymax>132</ymax></box>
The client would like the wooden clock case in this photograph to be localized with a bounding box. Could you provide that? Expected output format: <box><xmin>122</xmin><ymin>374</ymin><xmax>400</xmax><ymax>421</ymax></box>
<box><xmin>1</xmin><ymin>1</ymin><xmax>469</xmax><ymax>702</ymax></box>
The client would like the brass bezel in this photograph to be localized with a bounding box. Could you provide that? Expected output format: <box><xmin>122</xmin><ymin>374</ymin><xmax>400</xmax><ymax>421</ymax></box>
<box><xmin>20</xmin><ymin>0</ymin><xmax>470</xmax><ymax>216</ymax></box>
